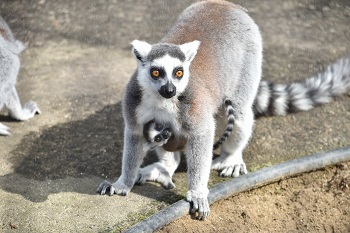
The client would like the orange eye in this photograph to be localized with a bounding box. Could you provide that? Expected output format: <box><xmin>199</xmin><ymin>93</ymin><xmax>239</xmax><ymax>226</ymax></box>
<box><xmin>175</xmin><ymin>70</ymin><xmax>183</xmax><ymax>77</ymax></box>
<box><xmin>152</xmin><ymin>70</ymin><xmax>159</xmax><ymax>77</ymax></box>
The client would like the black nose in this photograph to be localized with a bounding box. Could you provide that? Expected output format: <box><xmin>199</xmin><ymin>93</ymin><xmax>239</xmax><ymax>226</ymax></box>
<box><xmin>162</xmin><ymin>128</ymin><xmax>171</xmax><ymax>139</ymax></box>
<box><xmin>159</xmin><ymin>82</ymin><xmax>176</xmax><ymax>99</ymax></box>
<box><xmin>165</xmin><ymin>88</ymin><xmax>175</xmax><ymax>95</ymax></box>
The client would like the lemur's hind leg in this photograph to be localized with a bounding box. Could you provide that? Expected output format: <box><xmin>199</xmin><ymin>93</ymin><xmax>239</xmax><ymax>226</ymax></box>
<box><xmin>136</xmin><ymin>147</ymin><xmax>180</xmax><ymax>189</ymax></box>
<box><xmin>211</xmin><ymin>107</ymin><xmax>253</xmax><ymax>177</ymax></box>
<box><xmin>212</xmin><ymin>48</ymin><xmax>261</xmax><ymax>177</ymax></box>
<box><xmin>6</xmin><ymin>87</ymin><xmax>41</xmax><ymax>121</ymax></box>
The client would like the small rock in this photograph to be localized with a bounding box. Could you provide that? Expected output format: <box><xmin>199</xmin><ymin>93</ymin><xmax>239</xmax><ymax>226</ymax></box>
<box><xmin>308</xmin><ymin>5</ymin><xmax>316</xmax><ymax>10</ymax></box>
<box><xmin>344</xmin><ymin>7</ymin><xmax>350</xmax><ymax>17</ymax></box>
<box><xmin>322</xmin><ymin>6</ymin><xmax>330</xmax><ymax>12</ymax></box>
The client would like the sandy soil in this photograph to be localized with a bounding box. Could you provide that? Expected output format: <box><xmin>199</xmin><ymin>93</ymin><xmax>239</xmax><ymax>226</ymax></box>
<box><xmin>158</xmin><ymin>162</ymin><xmax>350</xmax><ymax>233</ymax></box>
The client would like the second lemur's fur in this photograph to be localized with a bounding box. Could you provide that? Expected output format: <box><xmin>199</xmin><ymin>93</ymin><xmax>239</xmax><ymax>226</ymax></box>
<box><xmin>0</xmin><ymin>15</ymin><xmax>41</xmax><ymax>135</ymax></box>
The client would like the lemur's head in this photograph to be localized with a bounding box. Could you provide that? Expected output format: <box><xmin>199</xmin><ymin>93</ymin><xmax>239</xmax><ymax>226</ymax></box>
<box><xmin>131</xmin><ymin>40</ymin><xmax>200</xmax><ymax>99</ymax></box>
<box><xmin>143</xmin><ymin>120</ymin><xmax>172</xmax><ymax>151</ymax></box>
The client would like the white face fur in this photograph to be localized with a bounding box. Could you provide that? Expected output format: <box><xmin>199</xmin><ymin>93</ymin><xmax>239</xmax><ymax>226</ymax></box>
<box><xmin>131</xmin><ymin>40</ymin><xmax>200</xmax><ymax>99</ymax></box>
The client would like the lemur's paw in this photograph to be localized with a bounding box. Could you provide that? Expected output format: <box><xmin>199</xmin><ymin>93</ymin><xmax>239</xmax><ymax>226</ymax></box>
<box><xmin>211</xmin><ymin>155</ymin><xmax>247</xmax><ymax>178</ymax></box>
<box><xmin>0</xmin><ymin>123</ymin><xmax>11</xmax><ymax>136</ymax></box>
<box><xmin>136</xmin><ymin>164</ymin><xmax>175</xmax><ymax>189</ymax></box>
<box><xmin>97</xmin><ymin>180</ymin><xmax>130</xmax><ymax>196</ymax></box>
<box><xmin>186</xmin><ymin>190</ymin><xmax>210</xmax><ymax>220</ymax></box>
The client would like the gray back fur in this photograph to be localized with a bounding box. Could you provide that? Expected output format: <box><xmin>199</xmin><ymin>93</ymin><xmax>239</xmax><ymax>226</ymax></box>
<box><xmin>0</xmin><ymin>15</ymin><xmax>40</xmax><ymax>136</ymax></box>
<box><xmin>0</xmin><ymin>15</ymin><xmax>25</xmax><ymax>55</ymax></box>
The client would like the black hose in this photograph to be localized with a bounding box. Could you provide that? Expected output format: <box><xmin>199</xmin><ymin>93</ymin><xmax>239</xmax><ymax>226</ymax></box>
<box><xmin>124</xmin><ymin>146</ymin><xmax>350</xmax><ymax>233</ymax></box>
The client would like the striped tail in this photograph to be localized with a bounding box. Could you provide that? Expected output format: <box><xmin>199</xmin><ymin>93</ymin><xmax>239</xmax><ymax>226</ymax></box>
<box><xmin>213</xmin><ymin>100</ymin><xmax>235</xmax><ymax>150</ymax></box>
<box><xmin>254</xmin><ymin>55</ymin><xmax>350</xmax><ymax>116</ymax></box>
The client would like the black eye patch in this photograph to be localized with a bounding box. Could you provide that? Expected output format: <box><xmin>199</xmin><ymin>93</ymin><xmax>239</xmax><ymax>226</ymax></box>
<box><xmin>154</xmin><ymin>135</ymin><xmax>162</xmax><ymax>142</ymax></box>
<box><xmin>150</xmin><ymin>66</ymin><xmax>166</xmax><ymax>80</ymax></box>
<box><xmin>173</xmin><ymin>66</ymin><xmax>184</xmax><ymax>79</ymax></box>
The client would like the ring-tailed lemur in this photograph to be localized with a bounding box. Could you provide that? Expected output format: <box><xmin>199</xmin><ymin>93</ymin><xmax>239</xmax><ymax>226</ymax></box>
<box><xmin>0</xmin><ymin>15</ymin><xmax>41</xmax><ymax>135</ymax></box>
<box><xmin>97</xmin><ymin>0</ymin><xmax>350</xmax><ymax>219</ymax></box>
<box><xmin>143</xmin><ymin>99</ymin><xmax>235</xmax><ymax>152</ymax></box>
<box><xmin>142</xmin><ymin>120</ymin><xmax>172</xmax><ymax>151</ymax></box>
<box><xmin>98</xmin><ymin>0</ymin><xmax>262</xmax><ymax>219</ymax></box>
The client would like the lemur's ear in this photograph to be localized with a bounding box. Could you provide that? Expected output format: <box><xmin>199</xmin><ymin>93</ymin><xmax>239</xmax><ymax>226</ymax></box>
<box><xmin>131</xmin><ymin>40</ymin><xmax>152</xmax><ymax>63</ymax></box>
<box><xmin>180</xmin><ymin>40</ymin><xmax>201</xmax><ymax>62</ymax></box>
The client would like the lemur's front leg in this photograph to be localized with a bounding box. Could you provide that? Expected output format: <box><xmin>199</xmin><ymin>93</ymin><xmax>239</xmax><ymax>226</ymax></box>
<box><xmin>97</xmin><ymin>126</ymin><xmax>146</xmax><ymax>196</ymax></box>
<box><xmin>185</xmin><ymin>119</ymin><xmax>215</xmax><ymax>220</ymax></box>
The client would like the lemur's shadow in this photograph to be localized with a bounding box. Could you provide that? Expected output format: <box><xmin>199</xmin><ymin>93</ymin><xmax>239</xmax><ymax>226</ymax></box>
<box><xmin>0</xmin><ymin>115</ymin><xmax>18</xmax><ymax>122</ymax></box>
<box><xmin>0</xmin><ymin>102</ymin><xmax>185</xmax><ymax>203</ymax></box>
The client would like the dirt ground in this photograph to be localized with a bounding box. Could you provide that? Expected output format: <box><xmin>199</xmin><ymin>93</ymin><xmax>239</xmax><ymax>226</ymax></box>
<box><xmin>158</xmin><ymin>162</ymin><xmax>350</xmax><ymax>233</ymax></box>
<box><xmin>0</xmin><ymin>0</ymin><xmax>349</xmax><ymax>232</ymax></box>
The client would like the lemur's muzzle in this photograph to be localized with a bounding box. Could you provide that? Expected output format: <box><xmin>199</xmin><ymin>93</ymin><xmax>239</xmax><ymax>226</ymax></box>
<box><xmin>159</xmin><ymin>82</ymin><xmax>176</xmax><ymax>99</ymax></box>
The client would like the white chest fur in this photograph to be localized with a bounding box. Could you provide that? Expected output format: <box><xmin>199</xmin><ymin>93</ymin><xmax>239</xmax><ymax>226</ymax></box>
<box><xmin>136</xmin><ymin>89</ymin><xmax>181</xmax><ymax>133</ymax></box>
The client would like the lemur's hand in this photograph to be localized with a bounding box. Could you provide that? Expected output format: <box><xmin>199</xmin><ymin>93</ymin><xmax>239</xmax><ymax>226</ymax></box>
<box><xmin>186</xmin><ymin>189</ymin><xmax>210</xmax><ymax>220</ymax></box>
